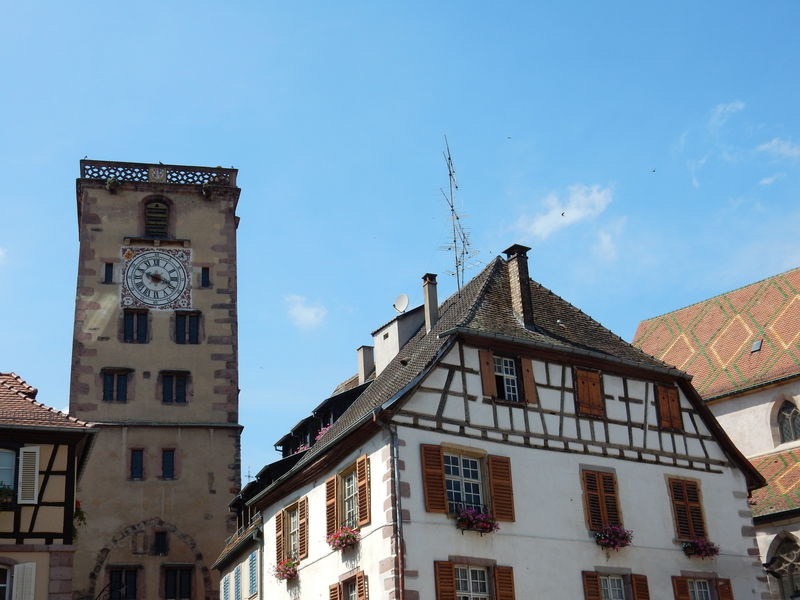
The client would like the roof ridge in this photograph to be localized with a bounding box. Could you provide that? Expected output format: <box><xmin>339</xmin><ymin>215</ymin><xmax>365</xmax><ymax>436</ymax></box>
<box><xmin>0</xmin><ymin>373</ymin><xmax>91</xmax><ymax>428</ymax></box>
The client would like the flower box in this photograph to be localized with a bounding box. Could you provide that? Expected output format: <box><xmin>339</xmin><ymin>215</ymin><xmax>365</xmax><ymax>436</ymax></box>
<box><xmin>594</xmin><ymin>525</ymin><xmax>633</xmax><ymax>551</ymax></box>
<box><xmin>681</xmin><ymin>539</ymin><xmax>719</xmax><ymax>559</ymax></box>
<box><xmin>455</xmin><ymin>507</ymin><xmax>499</xmax><ymax>535</ymax></box>
<box><xmin>274</xmin><ymin>558</ymin><xmax>299</xmax><ymax>581</ymax></box>
<box><xmin>327</xmin><ymin>526</ymin><xmax>360</xmax><ymax>551</ymax></box>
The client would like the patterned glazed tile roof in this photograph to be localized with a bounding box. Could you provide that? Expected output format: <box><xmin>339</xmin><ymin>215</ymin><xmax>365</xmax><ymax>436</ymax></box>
<box><xmin>633</xmin><ymin>267</ymin><xmax>800</xmax><ymax>400</ymax></box>
<box><xmin>750</xmin><ymin>449</ymin><xmax>800</xmax><ymax>517</ymax></box>
<box><xmin>0</xmin><ymin>372</ymin><xmax>91</xmax><ymax>430</ymax></box>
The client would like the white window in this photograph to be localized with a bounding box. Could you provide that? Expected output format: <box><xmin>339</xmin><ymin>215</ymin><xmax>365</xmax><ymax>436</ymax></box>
<box><xmin>688</xmin><ymin>579</ymin><xmax>711</xmax><ymax>600</ymax></box>
<box><xmin>455</xmin><ymin>566</ymin><xmax>489</xmax><ymax>600</ymax></box>
<box><xmin>345</xmin><ymin>580</ymin><xmax>357</xmax><ymax>600</ymax></box>
<box><xmin>287</xmin><ymin>508</ymin><xmax>299</xmax><ymax>558</ymax></box>
<box><xmin>444</xmin><ymin>453</ymin><xmax>483</xmax><ymax>513</ymax></box>
<box><xmin>600</xmin><ymin>575</ymin><xmax>625</xmax><ymax>600</ymax></box>
<box><xmin>342</xmin><ymin>470</ymin><xmax>358</xmax><ymax>528</ymax></box>
<box><xmin>493</xmin><ymin>356</ymin><xmax>519</xmax><ymax>402</ymax></box>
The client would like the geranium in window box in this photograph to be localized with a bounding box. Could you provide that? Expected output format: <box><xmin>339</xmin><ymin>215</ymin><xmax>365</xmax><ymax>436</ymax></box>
<box><xmin>274</xmin><ymin>557</ymin><xmax>299</xmax><ymax>581</ymax></box>
<box><xmin>594</xmin><ymin>525</ymin><xmax>633</xmax><ymax>551</ymax></box>
<box><xmin>326</xmin><ymin>526</ymin><xmax>361</xmax><ymax>551</ymax></box>
<box><xmin>681</xmin><ymin>538</ymin><xmax>719</xmax><ymax>559</ymax></box>
<box><xmin>455</xmin><ymin>507</ymin><xmax>500</xmax><ymax>535</ymax></box>
<box><xmin>315</xmin><ymin>424</ymin><xmax>332</xmax><ymax>442</ymax></box>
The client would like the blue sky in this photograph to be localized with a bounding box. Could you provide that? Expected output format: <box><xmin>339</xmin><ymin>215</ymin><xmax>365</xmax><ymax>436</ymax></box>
<box><xmin>1</xmin><ymin>2</ymin><xmax>798</xmax><ymax>477</ymax></box>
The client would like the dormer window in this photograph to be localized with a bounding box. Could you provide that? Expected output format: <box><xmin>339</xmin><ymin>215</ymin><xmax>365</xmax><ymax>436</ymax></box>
<box><xmin>493</xmin><ymin>356</ymin><xmax>519</xmax><ymax>402</ymax></box>
<box><xmin>144</xmin><ymin>199</ymin><xmax>169</xmax><ymax>238</ymax></box>
<box><xmin>778</xmin><ymin>402</ymin><xmax>800</xmax><ymax>443</ymax></box>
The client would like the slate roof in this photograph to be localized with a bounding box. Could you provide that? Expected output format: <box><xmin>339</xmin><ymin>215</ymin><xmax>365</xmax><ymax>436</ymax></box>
<box><xmin>0</xmin><ymin>372</ymin><xmax>91</xmax><ymax>430</ymax></box>
<box><xmin>750</xmin><ymin>449</ymin><xmax>800</xmax><ymax>518</ymax></box>
<box><xmin>633</xmin><ymin>267</ymin><xmax>800</xmax><ymax>400</ymax></box>
<box><xmin>266</xmin><ymin>254</ymin><xmax>683</xmax><ymax>486</ymax></box>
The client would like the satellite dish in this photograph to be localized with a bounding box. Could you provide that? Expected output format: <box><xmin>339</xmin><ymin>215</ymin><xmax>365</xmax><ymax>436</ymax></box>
<box><xmin>393</xmin><ymin>293</ymin><xmax>409</xmax><ymax>313</ymax></box>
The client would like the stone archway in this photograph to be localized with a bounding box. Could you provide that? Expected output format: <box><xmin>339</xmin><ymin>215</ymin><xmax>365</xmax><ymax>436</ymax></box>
<box><xmin>766</xmin><ymin>533</ymin><xmax>800</xmax><ymax>599</ymax></box>
<box><xmin>84</xmin><ymin>517</ymin><xmax>213</xmax><ymax>600</ymax></box>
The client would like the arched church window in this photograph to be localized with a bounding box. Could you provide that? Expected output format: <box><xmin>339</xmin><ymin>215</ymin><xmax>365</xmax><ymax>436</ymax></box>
<box><xmin>778</xmin><ymin>402</ymin><xmax>800</xmax><ymax>444</ymax></box>
<box><xmin>144</xmin><ymin>199</ymin><xmax>169</xmax><ymax>238</ymax></box>
<box><xmin>767</xmin><ymin>536</ymin><xmax>800</xmax><ymax>599</ymax></box>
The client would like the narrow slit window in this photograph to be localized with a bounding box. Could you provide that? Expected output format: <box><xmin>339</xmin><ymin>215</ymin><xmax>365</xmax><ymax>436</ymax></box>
<box><xmin>104</xmin><ymin>262</ymin><xmax>114</xmax><ymax>284</ymax></box>
<box><xmin>201</xmin><ymin>267</ymin><xmax>211</xmax><ymax>288</ymax></box>
<box><xmin>162</xmin><ymin>449</ymin><xmax>175</xmax><ymax>479</ymax></box>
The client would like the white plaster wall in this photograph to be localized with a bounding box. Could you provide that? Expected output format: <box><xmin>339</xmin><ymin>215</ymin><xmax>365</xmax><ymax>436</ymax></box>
<box><xmin>709</xmin><ymin>380</ymin><xmax>800</xmax><ymax>458</ymax></box>
<box><xmin>397</xmin><ymin>424</ymin><xmax>764</xmax><ymax>599</ymax></box>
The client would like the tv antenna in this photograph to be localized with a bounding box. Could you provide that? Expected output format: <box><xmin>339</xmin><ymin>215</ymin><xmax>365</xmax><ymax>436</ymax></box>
<box><xmin>440</xmin><ymin>136</ymin><xmax>476</xmax><ymax>293</ymax></box>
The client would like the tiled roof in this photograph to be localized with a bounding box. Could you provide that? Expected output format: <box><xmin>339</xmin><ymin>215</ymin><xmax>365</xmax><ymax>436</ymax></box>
<box><xmin>0</xmin><ymin>372</ymin><xmax>91</xmax><ymax>430</ymax></box>
<box><xmin>633</xmin><ymin>267</ymin><xmax>800</xmax><ymax>400</ymax></box>
<box><xmin>750</xmin><ymin>449</ymin><xmax>800</xmax><ymax>518</ymax></box>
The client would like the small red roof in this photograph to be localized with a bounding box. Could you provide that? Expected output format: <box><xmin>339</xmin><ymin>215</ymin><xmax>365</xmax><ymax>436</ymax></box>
<box><xmin>634</xmin><ymin>267</ymin><xmax>800</xmax><ymax>400</ymax></box>
<box><xmin>0</xmin><ymin>372</ymin><xmax>91</xmax><ymax>429</ymax></box>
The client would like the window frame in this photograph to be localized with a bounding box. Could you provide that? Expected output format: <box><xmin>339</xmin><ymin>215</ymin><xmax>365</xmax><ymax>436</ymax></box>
<box><xmin>175</xmin><ymin>311</ymin><xmax>201</xmax><ymax>345</ymax></box>
<box><xmin>330</xmin><ymin>571</ymin><xmax>367</xmax><ymax>600</ymax></box>
<box><xmin>275</xmin><ymin>497</ymin><xmax>308</xmax><ymax>563</ymax></box>
<box><xmin>434</xmin><ymin>561</ymin><xmax>515</xmax><ymax>600</ymax></box>
<box><xmin>163</xmin><ymin>565</ymin><xmax>192</xmax><ymax>600</ymax></box>
<box><xmin>478</xmin><ymin>349</ymin><xmax>537</xmax><ymax>404</ymax></box>
<box><xmin>144</xmin><ymin>198</ymin><xmax>171</xmax><ymax>239</ymax></box>
<box><xmin>777</xmin><ymin>401</ymin><xmax>800</xmax><ymax>444</ymax></box>
<box><xmin>582</xmin><ymin>571</ymin><xmax>650</xmax><ymax>600</ymax></box>
<box><xmin>130</xmin><ymin>448</ymin><xmax>145</xmax><ymax>481</ymax></box>
<box><xmin>580</xmin><ymin>468</ymin><xmax>623</xmax><ymax>532</ymax></box>
<box><xmin>671</xmin><ymin>576</ymin><xmax>732</xmax><ymax>600</ymax></box>
<box><xmin>325</xmin><ymin>455</ymin><xmax>371</xmax><ymax>537</ymax></box>
<box><xmin>161</xmin><ymin>371</ymin><xmax>190</xmax><ymax>404</ymax></box>
<box><xmin>444</xmin><ymin>451</ymin><xmax>485</xmax><ymax>514</ymax></box>
<box><xmin>0</xmin><ymin>448</ymin><xmax>17</xmax><ymax>501</ymax></box>
<box><xmin>108</xmin><ymin>567</ymin><xmax>138</xmax><ymax>600</ymax></box>
<box><xmin>123</xmin><ymin>309</ymin><xmax>149</xmax><ymax>344</ymax></box>
<box><xmin>153</xmin><ymin>531</ymin><xmax>168</xmax><ymax>556</ymax></box>
<box><xmin>102</xmin><ymin>368</ymin><xmax>131</xmax><ymax>403</ymax></box>
<box><xmin>161</xmin><ymin>448</ymin><xmax>176</xmax><ymax>480</ymax></box>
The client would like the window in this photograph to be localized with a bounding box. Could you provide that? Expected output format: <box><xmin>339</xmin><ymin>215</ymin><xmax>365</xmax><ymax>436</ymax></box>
<box><xmin>325</xmin><ymin>456</ymin><xmax>371</xmax><ymax>537</ymax></box>
<box><xmin>656</xmin><ymin>384</ymin><xmax>683</xmax><ymax>431</ymax></box>
<box><xmin>201</xmin><ymin>267</ymin><xmax>211</xmax><ymax>288</ymax></box>
<box><xmin>130</xmin><ymin>449</ymin><xmax>144</xmax><ymax>480</ymax></box>
<box><xmin>581</xmin><ymin>470</ymin><xmax>622</xmax><ymax>531</ymax></box>
<box><xmin>434</xmin><ymin>562</ymin><xmax>515</xmax><ymax>600</ymax></box>
<box><xmin>162</xmin><ymin>449</ymin><xmax>175</xmax><ymax>480</ymax></box>
<box><xmin>233</xmin><ymin>566</ymin><xmax>241</xmax><ymax>600</ymax></box>
<box><xmin>248</xmin><ymin>552</ymin><xmax>257</xmax><ymax>597</ymax></box>
<box><xmin>778</xmin><ymin>402</ymin><xmax>800</xmax><ymax>443</ymax></box>
<box><xmin>153</xmin><ymin>531</ymin><xmax>168</xmax><ymax>555</ymax></box>
<box><xmin>165</xmin><ymin>567</ymin><xmax>191</xmax><ymax>600</ymax></box>
<box><xmin>104</xmin><ymin>262</ymin><xmax>114</xmax><ymax>284</ymax></box>
<box><xmin>575</xmin><ymin>368</ymin><xmax>605</xmax><ymax>417</ymax></box>
<box><xmin>145</xmin><ymin>199</ymin><xmax>169</xmax><ymax>238</ymax></box>
<box><xmin>582</xmin><ymin>572</ymin><xmax>650</xmax><ymax>600</ymax></box>
<box><xmin>109</xmin><ymin>568</ymin><xmax>137</xmax><ymax>600</ymax></box>
<box><xmin>671</xmin><ymin>577</ymin><xmax>732</xmax><ymax>600</ymax></box>
<box><xmin>275</xmin><ymin>498</ymin><xmax>308</xmax><ymax>563</ymax></box>
<box><xmin>123</xmin><ymin>310</ymin><xmax>149</xmax><ymax>343</ymax></box>
<box><xmin>103</xmin><ymin>369</ymin><xmax>130</xmax><ymax>403</ymax></box>
<box><xmin>0</xmin><ymin>449</ymin><xmax>14</xmax><ymax>494</ymax></box>
<box><xmin>420</xmin><ymin>444</ymin><xmax>515</xmax><ymax>522</ymax></box>
<box><xmin>162</xmin><ymin>372</ymin><xmax>188</xmax><ymax>404</ymax></box>
<box><xmin>175</xmin><ymin>312</ymin><xmax>200</xmax><ymax>344</ymax></box>
<box><xmin>477</xmin><ymin>350</ymin><xmax>536</xmax><ymax>403</ymax></box>
<box><xmin>668</xmin><ymin>478</ymin><xmax>706</xmax><ymax>540</ymax></box>
<box><xmin>329</xmin><ymin>572</ymin><xmax>366</xmax><ymax>600</ymax></box>
<box><xmin>0</xmin><ymin>566</ymin><xmax>8</xmax><ymax>600</ymax></box>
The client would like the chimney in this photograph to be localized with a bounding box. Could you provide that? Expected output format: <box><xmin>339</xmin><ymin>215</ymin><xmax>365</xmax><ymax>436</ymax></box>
<box><xmin>357</xmin><ymin>345</ymin><xmax>375</xmax><ymax>384</ymax></box>
<box><xmin>422</xmin><ymin>273</ymin><xmax>439</xmax><ymax>333</ymax></box>
<box><xmin>503</xmin><ymin>244</ymin><xmax>534</xmax><ymax>328</ymax></box>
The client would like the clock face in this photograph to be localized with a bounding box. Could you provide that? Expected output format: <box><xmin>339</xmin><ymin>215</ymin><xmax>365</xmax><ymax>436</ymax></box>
<box><xmin>122</xmin><ymin>249</ymin><xmax>190</xmax><ymax>308</ymax></box>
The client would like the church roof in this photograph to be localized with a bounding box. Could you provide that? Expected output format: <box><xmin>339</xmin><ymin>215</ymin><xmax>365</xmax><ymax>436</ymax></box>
<box><xmin>750</xmin><ymin>448</ymin><xmax>800</xmax><ymax>519</ymax></box>
<box><xmin>0</xmin><ymin>372</ymin><xmax>91</xmax><ymax>430</ymax></box>
<box><xmin>633</xmin><ymin>267</ymin><xmax>800</xmax><ymax>400</ymax></box>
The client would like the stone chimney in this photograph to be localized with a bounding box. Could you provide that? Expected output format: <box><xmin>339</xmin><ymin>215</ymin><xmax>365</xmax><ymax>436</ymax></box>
<box><xmin>503</xmin><ymin>244</ymin><xmax>534</xmax><ymax>328</ymax></box>
<box><xmin>423</xmin><ymin>273</ymin><xmax>439</xmax><ymax>333</ymax></box>
<box><xmin>357</xmin><ymin>345</ymin><xmax>375</xmax><ymax>384</ymax></box>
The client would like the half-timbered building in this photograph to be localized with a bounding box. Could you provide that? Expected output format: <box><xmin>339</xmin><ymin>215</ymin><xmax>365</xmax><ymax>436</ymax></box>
<box><xmin>215</xmin><ymin>245</ymin><xmax>767</xmax><ymax>600</ymax></box>
<box><xmin>0</xmin><ymin>373</ymin><xmax>95</xmax><ymax>600</ymax></box>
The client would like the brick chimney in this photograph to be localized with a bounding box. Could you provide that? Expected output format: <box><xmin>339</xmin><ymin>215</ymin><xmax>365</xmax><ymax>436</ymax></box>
<box><xmin>503</xmin><ymin>244</ymin><xmax>534</xmax><ymax>328</ymax></box>
<box><xmin>357</xmin><ymin>345</ymin><xmax>375</xmax><ymax>384</ymax></box>
<box><xmin>422</xmin><ymin>273</ymin><xmax>439</xmax><ymax>333</ymax></box>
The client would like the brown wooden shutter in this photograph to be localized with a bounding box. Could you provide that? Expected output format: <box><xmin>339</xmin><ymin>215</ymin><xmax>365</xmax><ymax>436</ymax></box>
<box><xmin>717</xmin><ymin>578</ymin><xmax>734</xmax><ymax>600</ymax></box>
<box><xmin>326</xmin><ymin>476</ymin><xmax>337</xmax><ymax>536</ymax></box>
<box><xmin>494</xmin><ymin>566</ymin><xmax>515</xmax><ymax>600</ymax></box>
<box><xmin>520</xmin><ymin>358</ymin><xmax>538</xmax><ymax>404</ymax></box>
<box><xmin>329</xmin><ymin>583</ymin><xmax>341</xmax><ymax>600</ymax></box>
<box><xmin>581</xmin><ymin>571</ymin><xmax>601</xmax><ymax>600</ymax></box>
<box><xmin>671</xmin><ymin>576</ymin><xmax>690</xmax><ymax>600</ymax></box>
<box><xmin>576</xmin><ymin>369</ymin><xmax>604</xmax><ymax>417</ymax></box>
<box><xmin>479</xmin><ymin>349</ymin><xmax>497</xmax><ymax>398</ymax></box>
<box><xmin>582</xmin><ymin>470</ymin><xmax>621</xmax><ymax>530</ymax></box>
<box><xmin>356</xmin><ymin>455</ymin><xmax>371</xmax><ymax>527</ymax></box>
<box><xmin>298</xmin><ymin>497</ymin><xmax>309</xmax><ymax>560</ymax></box>
<box><xmin>420</xmin><ymin>444</ymin><xmax>447</xmax><ymax>513</ymax></box>
<box><xmin>434</xmin><ymin>561</ymin><xmax>456</xmax><ymax>600</ymax></box>
<box><xmin>488</xmin><ymin>455</ymin><xmax>515</xmax><ymax>522</ymax></box>
<box><xmin>275</xmin><ymin>510</ymin><xmax>284</xmax><ymax>563</ymax></box>
<box><xmin>356</xmin><ymin>571</ymin><xmax>367</xmax><ymax>600</ymax></box>
<box><xmin>657</xmin><ymin>385</ymin><xmax>682</xmax><ymax>430</ymax></box>
<box><xmin>669</xmin><ymin>478</ymin><xmax>706</xmax><ymax>539</ymax></box>
<box><xmin>600</xmin><ymin>472</ymin><xmax>621</xmax><ymax>527</ymax></box>
<box><xmin>631</xmin><ymin>574</ymin><xmax>650</xmax><ymax>600</ymax></box>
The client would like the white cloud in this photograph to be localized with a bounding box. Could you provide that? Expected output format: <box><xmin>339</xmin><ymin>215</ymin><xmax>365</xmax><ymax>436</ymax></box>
<box><xmin>687</xmin><ymin>154</ymin><xmax>709</xmax><ymax>188</ymax></box>
<box><xmin>759</xmin><ymin>172</ymin><xmax>785</xmax><ymax>186</ymax></box>
<box><xmin>515</xmin><ymin>184</ymin><xmax>613</xmax><ymax>240</ymax></box>
<box><xmin>757</xmin><ymin>138</ymin><xmax>800</xmax><ymax>160</ymax></box>
<box><xmin>285</xmin><ymin>295</ymin><xmax>327</xmax><ymax>330</ymax></box>
<box><xmin>708</xmin><ymin>101</ymin><xmax>745</xmax><ymax>133</ymax></box>
<box><xmin>592</xmin><ymin>217</ymin><xmax>627</xmax><ymax>262</ymax></box>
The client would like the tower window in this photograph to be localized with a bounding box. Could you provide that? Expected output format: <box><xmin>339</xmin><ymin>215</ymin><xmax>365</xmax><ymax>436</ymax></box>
<box><xmin>104</xmin><ymin>262</ymin><xmax>114</xmax><ymax>284</ymax></box>
<box><xmin>162</xmin><ymin>449</ymin><xmax>175</xmax><ymax>479</ymax></box>
<box><xmin>123</xmin><ymin>310</ymin><xmax>149</xmax><ymax>343</ymax></box>
<box><xmin>102</xmin><ymin>369</ymin><xmax>131</xmax><ymax>402</ymax></box>
<box><xmin>165</xmin><ymin>567</ymin><xmax>192</xmax><ymax>600</ymax></box>
<box><xmin>144</xmin><ymin>199</ymin><xmax>169</xmax><ymax>238</ymax></box>
<box><xmin>175</xmin><ymin>312</ymin><xmax>200</xmax><ymax>344</ymax></box>
<box><xmin>130</xmin><ymin>449</ymin><xmax>144</xmax><ymax>480</ymax></box>
<box><xmin>153</xmin><ymin>531</ymin><xmax>169</xmax><ymax>555</ymax></box>
<box><xmin>778</xmin><ymin>402</ymin><xmax>800</xmax><ymax>443</ymax></box>
<box><xmin>162</xmin><ymin>372</ymin><xmax>189</xmax><ymax>404</ymax></box>
<box><xmin>201</xmin><ymin>267</ymin><xmax>211</xmax><ymax>288</ymax></box>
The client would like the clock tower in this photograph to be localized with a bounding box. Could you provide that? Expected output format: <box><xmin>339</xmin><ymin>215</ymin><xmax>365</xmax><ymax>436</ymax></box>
<box><xmin>69</xmin><ymin>160</ymin><xmax>241</xmax><ymax>600</ymax></box>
